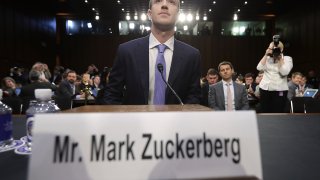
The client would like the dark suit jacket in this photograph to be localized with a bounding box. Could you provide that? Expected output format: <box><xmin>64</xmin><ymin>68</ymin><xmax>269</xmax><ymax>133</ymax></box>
<box><xmin>102</xmin><ymin>35</ymin><xmax>201</xmax><ymax>105</ymax></box>
<box><xmin>19</xmin><ymin>81</ymin><xmax>57</xmax><ymax>113</ymax></box>
<box><xmin>208</xmin><ymin>81</ymin><xmax>249</xmax><ymax>111</ymax></box>
<box><xmin>55</xmin><ymin>80</ymin><xmax>80</xmax><ymax>110</ymax></box>
<box><xmin>200</xmin><ymin>82</ymin><xmax>210</xmax><ymax>107</ymax></box>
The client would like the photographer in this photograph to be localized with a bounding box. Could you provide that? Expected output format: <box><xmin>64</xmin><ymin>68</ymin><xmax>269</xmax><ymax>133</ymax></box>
<box><xmin>257</xmin><ymin>36</ymin><xmax>293</xmax><ymax>113</ymax></box>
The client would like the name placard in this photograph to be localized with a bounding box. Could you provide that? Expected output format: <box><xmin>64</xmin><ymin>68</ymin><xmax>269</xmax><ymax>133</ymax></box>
<box><xmin>28</xmin><ymin>111</ymin><xmax>262</xmax><ymax>180</ymax></box>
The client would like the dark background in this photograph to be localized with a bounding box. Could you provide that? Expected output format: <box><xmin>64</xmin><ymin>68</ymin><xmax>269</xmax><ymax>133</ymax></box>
<box><xmin>0</xmin><ymin>0</ymin><xmax>319</xmax><ymax>77</ymax></box>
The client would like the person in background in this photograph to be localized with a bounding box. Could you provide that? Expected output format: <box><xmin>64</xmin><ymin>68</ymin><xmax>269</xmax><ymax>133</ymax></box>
<box><xmin>19</xmin><ymin>70</ymin><xmax>57</xmax><ymax>113</ymax></box>
<box><xmin>55</xmin><ymin>70</ymin><xmax>81</xmax><ymax>110</ymax></box>
<box><xmin>299</xmin><ymin>75</ymin><xmax>313</xmax><ymax>94</ymax></box>
<box><xmin>235</xmin><ymin>74</ymin><xmax>245</xmax><ymax>85</ymax></box>
<box><xmin>244</xmin><ymin>73</ymin><xmax>257</xmax><ymax>98</ymax></box>
<box><xmin>102</xmin><ymin>0</ymin><xmax>201</xmax><ymax>105</ymax></box>
<box><xmin>86</xmin><ymin>64</ymin><xmax>100</xmax><ymax>78</ymax></box>
<box><xmin>287</xmin><ymin>72</ymin><xmax>303</xmax><ymax>101</ymax></box>
<box><xmin>31</xmin><ymin>62</ymin><xmax>51</xmax><ymax>82</ymax></box>
<box><xmin>91</xmin><ymin>75</ymin><xmax>104</xmax><ymax>98</ymax></box>
<box><xmin>208</xmin><ymin>61</ymin><xmax>249</xmax><ymax>111</ymax></box>
<box><xmin>254</xmin><ymin>71</ymin><xmax>264</xmax><ymax>99</ymax></box>
<box><xmin>200</xmin><ymin>68</ymin><xmax>219</xmax><ymax>107</ymax></box>
<box><xmin>51</xmin><ymin>65</ymin><xmax>64</xmax><ymax>86</ymax></box>
<box><xmin>306</xmin><ymin>69</ymin><xmax>319</xmax><ymax>89</ymax></box>
<box><xmin>257</xmin><ymin>40</ymin><xmax>293</xmax><ymax>113</ymax></box>
<box><xmin>1</xmin><ymin>77</ymin><xmax>20</xmax><ymax>97</ymax></box>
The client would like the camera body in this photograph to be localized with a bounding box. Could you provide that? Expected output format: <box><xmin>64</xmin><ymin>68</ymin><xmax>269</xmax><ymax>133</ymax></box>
<box><xmin>267</xmin><ymin>35</ymin><xmax>282</xmax><ymax>57</ymax></box>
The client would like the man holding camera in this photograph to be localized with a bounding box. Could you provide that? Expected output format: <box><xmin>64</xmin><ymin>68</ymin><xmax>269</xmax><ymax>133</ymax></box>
<box><xmin>257</xmin><ymin>35</ymin><xmax>293</xmax><ymax>113</ymax></box>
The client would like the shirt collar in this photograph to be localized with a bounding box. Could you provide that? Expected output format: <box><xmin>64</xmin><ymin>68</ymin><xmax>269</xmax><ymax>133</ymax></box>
<box><xmin>222</xmin><ymin>80</ymin><xmax>233</xmax><ymax>86</ymax></box>
<box><xmin>149</xmin><ymin>32</ymin><xmax>174</xmax><ymax>51</ymax></box>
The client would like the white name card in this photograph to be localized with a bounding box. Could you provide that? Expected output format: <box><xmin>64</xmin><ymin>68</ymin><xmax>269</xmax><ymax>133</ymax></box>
<box><xmin>28</xmin><ymin>111</ymin><xmax>262</xmax><ymax>180</ymax></box>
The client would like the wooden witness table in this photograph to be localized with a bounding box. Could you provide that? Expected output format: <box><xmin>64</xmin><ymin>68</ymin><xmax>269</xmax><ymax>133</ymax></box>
<box><xmin>63</xmin><ymin>104</ymin><xmax>213</xmax><ymax>113</ymax></box>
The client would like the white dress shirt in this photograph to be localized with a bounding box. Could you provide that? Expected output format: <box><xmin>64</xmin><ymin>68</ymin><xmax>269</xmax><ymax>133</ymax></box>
<box><xmin>222</xmin><ymin>80</ymin><xmax>235</xmax><ymax>111</ymax></box>
<box><xmin>257</xmin><ymin>56</ymin><xmax>293</xmax><ymax>91</ymax></box>
<box><xmin>148</xmin><ymin>33</ymin><xmax>174</xmax><ymax>104</ymax></box>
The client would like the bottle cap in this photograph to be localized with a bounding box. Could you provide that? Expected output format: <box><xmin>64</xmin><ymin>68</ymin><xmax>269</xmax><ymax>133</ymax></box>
<box><xmin>35</xmin><ymin>89</ymin><xmax>52</xmax><ymax>101</ymax></box>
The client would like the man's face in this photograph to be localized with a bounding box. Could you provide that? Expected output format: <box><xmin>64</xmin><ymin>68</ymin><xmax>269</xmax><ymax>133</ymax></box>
<box><xmin>245</xmin><ymin>77</ymin><xmax>254</xmax><ymax>85</ymax></box>
<box><xmin>219</xmin><ymin>65</ymin><xmax>233</xmax><ymax>81</ymax></box>
<box><xmin>67</xmin><ymin>72</ymin><xmax>77</xmax><ymax>84</ymax></box>
<box><xmin>148</xmin><ymin>0</ymin><xmax>179</xmax><ymax>31</ymax></box>
<box><xmin>292</xmin><ymin>75</ymin><xmax>302</xmax><ymax>85</ymax></box>
<box><xmin>300</xmin><ymin>77</ymin><xmax>307</xmax><ymax>85</ymax></box>
<box><xmin>206</xmin><ymin>74</ymin><xmax>218</xmax><ymax>85</ymax></box>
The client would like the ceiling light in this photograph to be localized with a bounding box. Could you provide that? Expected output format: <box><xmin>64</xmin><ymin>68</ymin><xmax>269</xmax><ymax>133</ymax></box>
<box><xmin>233</xmin><ymin>13</ymin><xmax>238</xmax><ymax>21</ymax></box>
<box><xmin>187</xmin><ymin>13</ymin><xmax>193</xmax><ymax>22</ymax></box>
<box><xmin>141</xmin><ymin>13</ymin><xmax>147</xmax><ymax>21</ymax></box>
<box><xmin>203</xmin><ymin>15</ymin><xmax>207</xmax><ymax>21</ymax></box>
<box><xmin>196</xmin><ymin>15</ymin><xmax>200</xmax><ymax>21</ymax></box>
<box><xmin>183</xmin><ymin>25</ymin><xmax>188</xmax><ymax>31</ymax></box>
<box><xmin>95</xmin><ymin>15</ymin><xmax>99</xmax><ymax>20</ymax></box>
<box><xmin>213</xmin><ymin>1</ymin><xmax>216</xmax><ymax>4</ymax></box>
<box><xmin>179</xmin><ymin>13</ymin><xmax>186</xmax><ymax>22</ymax></box>
<box><xmin>126</xmin><ymin>15</ymin><xmax>130</xmax><ymax>21</ymax></box>
<box><xmin>129</xmin><ymin>23</ymin><xmax>135</xmax><ymax>29</ymax></box>
<box><xmin>134</xmin><ymin>15</ymin><xmax>138</xmax><ymax>20</ymax></box>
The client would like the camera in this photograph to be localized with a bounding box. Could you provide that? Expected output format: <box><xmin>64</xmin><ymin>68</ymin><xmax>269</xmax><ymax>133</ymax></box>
<box><xmin>273</xmin><ymin>35</ymin><xmax>280</xmax><ymax>46</ymax></box>
<box><xmin>267</xmin><ymin>35</ymin><xmax>282</xmax><ymax>57</ymax></box>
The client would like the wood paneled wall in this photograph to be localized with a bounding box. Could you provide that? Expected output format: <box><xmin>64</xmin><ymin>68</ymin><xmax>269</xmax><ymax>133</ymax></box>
<box><xmin>0</xmin><ymin>5</ymin><xmax>56</xmax><ymax>78</ymax></box>
<box><xmin>60</xmin><ymin>35</ymin><xmax>269</xmax><ymax>76</ymax></box>
<box><xmin>1</xmin><ymin>4</ymin><xmax>319</xmax><ymax>80</ymax></box>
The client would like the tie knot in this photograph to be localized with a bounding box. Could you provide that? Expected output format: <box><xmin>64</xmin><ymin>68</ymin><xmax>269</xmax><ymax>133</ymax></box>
<box><xmin>157</xmin><ymin>44</ymin><xmax>167</xmax><ymax>53</ymax></box>
<box><xmin>226</xmin><ymin>83</ymin><xmax>231</xmax><ymax>86</ymax></box>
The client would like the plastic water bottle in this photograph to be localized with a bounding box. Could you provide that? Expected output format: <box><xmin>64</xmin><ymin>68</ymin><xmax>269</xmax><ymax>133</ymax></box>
<box><xmin>24</xmin><ymin>89</ymin><xmax>58</xmax><ymax>153</ymax></box>
<box><xmin>0</xmin><ymin>89</ymin><xmax>13</xmax><ymax>152</ymax></box>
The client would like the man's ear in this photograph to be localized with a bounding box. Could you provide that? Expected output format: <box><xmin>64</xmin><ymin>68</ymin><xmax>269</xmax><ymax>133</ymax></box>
<box><xmin>147</xmin><ymin>9</ymin><xmax>152</xmax><ymax>20</ymax></box>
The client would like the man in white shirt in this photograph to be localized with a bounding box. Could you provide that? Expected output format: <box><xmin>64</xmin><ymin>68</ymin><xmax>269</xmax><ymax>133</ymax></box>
<box><xmin>102</xmin><ymin>0</ymin><xmax>201</xmax><ymax>105</ymax></box>
<box><xmin>208</xmin><ymin>61</ymin><xmax>249</xmax><ymax>111</ymax></box>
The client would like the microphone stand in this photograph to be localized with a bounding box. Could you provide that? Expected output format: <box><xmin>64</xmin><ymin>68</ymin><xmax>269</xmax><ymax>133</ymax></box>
<box><xmin>157</xmin><ymin>63</ymin><xmax>184</xmax><ymax>105</ymax></box>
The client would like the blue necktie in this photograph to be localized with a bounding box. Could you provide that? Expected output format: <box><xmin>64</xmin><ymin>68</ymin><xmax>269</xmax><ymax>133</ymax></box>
<box><xmin>154</xmin><ymin>44</ymin><xmax>167</xmax><ymax>105</ymax></box>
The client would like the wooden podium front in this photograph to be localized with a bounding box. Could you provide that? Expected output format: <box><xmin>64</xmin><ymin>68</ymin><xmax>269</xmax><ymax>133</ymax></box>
<box><xmin>63</xmin><ymin>104</ymin><xmax>212</xmax><ymax>113</ymax></box>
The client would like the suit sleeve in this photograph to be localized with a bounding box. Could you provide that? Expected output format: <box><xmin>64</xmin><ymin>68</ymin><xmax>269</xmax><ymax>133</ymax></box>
<box><xmin>102</xmin><ymin>45</ymin><xmax>126</xmax><ymax>105</ymax></box>
<box><xmin>184</xmin><ymin>50</ymin><xmax>201</xmax><ymax>104</ymax></box>
<box><xmin>240</xmin><ymin>85</ymin><xmax>250</xmax><ymax>110</ymax></box>
<box><xmin>208</xmin><ymin>85</ymin><xmax>221</xmax><ymax>110</ymax></box>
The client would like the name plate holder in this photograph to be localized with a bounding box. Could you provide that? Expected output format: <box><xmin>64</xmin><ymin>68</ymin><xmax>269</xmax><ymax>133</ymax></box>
<box><xmin>29</xmin><ymin>110</ymin><xmax>262</xmax><ymax>180</ymax></box>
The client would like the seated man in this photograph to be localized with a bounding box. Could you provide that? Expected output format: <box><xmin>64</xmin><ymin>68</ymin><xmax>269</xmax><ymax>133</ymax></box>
<box><xmin>19</xmin><ymin>70</ymin><xmax>57</xmax><ymax>113</ymax></box>
<box><xmin>200</xmin><ymin>68</ymin><xmax>219</xmax><ymax>107</ymax></box>
<box><xmin>55</xmin><ymin>70</ymin><xmax>81</xmax><ymax>110</ymax></box>
<box><xmin>208</xmin><ymin>61</ymin><xmax>249</xmax><ymax>111</ymax></box>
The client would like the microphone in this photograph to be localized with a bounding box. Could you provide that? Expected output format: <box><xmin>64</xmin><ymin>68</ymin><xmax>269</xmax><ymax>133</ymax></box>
<box><xmin>157</xmin><ymin>63</ymin><xmax>184</xmax><ymax>105</ymax></box>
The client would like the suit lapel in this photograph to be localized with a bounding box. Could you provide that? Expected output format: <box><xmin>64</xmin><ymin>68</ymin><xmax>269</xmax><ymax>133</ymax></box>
<box><xmin>233</xmin><ymin>82</ymin><xmax>239</xmax><ymax>108</ymax></box>
<box><xmin>137</xmin><ymin>36</ymin><xmax>150</xmax><ymax>101</ymax></box>
<box><xmin>218</xmin><ymin>82</ymin><xmax>225</xmax><ymax>110</ymax></box>
<box><xmin>168</xmin><ymin>39</ymin><xmax>182</xmax><ymax>88</ymax></box>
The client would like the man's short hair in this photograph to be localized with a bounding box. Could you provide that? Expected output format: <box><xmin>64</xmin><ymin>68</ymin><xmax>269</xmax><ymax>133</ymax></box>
<box><xmin>149</xmin><ymin>0</ymin><xmax>180</xmax><ymax>9</ymax></box>
<box><xmin>291</xmin><ymin>72</ymin><xmax>303</xmax><ymax>78</ymax></box>
<box><xmin>29</xmin><ymin>70</ymin><xmax>41</xmax><ymax>82</ymax></box>
<box><xmin>218</xmin><ymin>61</ymin><xmax>234</xmax><ymax>72</ymax></box>
<box><xmin>244</xmin><ymin>73</ymin><xmax>254</xmax><ymax>79</ymax></box>
<box><xmin>207</xmin><ymin>68</ymin><xmax>218</xmax><ymax>76</ymax></box>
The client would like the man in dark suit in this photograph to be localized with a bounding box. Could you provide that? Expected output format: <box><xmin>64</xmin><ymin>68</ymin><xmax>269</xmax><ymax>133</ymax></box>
<box><xmin>19</xmin><ymin>70</ymin><xmax>57</xmax><ymax>113</ymax></box>
<box><xmin>200</xmin><ymin>68</ymin><xmax>219</xmax><ymax>107</ymax></box>
<box><xmin>208</xmin><ymin>61</ymin><xmax>249</xmax><ymax>111</ymax></box>
<box><xmin>55</xmin><ymin>70</ymin><xmax>81</xmax><ymax>110</ymax></box>
<box><xmin>102</xmin><ymin>0</ymin><xmax>201</xmax><ymax>105</ymax></box>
